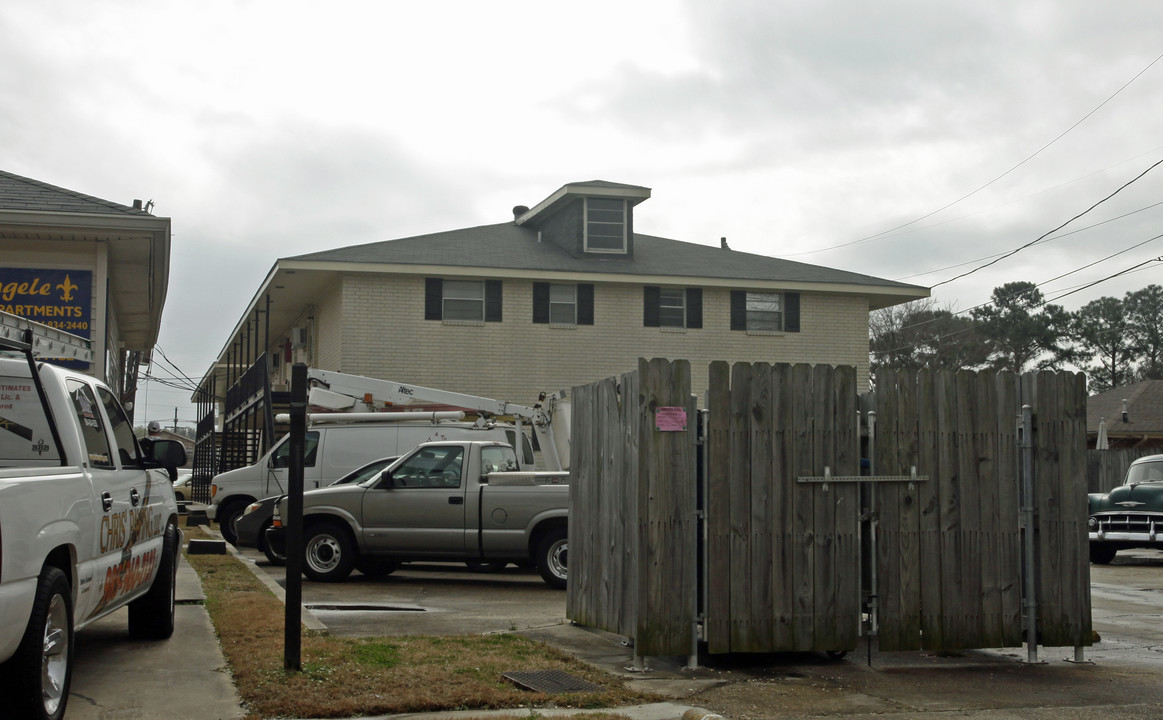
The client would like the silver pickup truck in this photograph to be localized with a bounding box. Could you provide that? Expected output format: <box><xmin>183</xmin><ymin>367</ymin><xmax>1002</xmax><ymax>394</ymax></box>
<box><xmin>267</xmin><ymin>440</ymin><xmax>570</xmax><ymax>588</ymax></box>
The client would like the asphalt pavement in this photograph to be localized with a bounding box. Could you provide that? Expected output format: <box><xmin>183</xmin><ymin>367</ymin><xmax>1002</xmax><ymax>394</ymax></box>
<box><xmin>64</xmin><ymin>520</ymin><xmax>1163</xmax><ymax>720</ymax></box>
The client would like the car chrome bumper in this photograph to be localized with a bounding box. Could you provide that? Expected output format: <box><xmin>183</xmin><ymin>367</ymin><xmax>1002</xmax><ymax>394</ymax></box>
<box><xmin>1090</xmin><ymin>531</ymin><xmax>1159</xmax><ymax>542</ymax></box>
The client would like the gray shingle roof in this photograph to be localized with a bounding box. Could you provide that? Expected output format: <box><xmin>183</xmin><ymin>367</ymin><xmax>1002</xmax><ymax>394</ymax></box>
<box><xmin>0</xmin><ymin>170</ymin><xmax>150</xmax><ymax>216</ymax></box>
<box><xmin>288</xmin><ymin>221</ymin><xmax>922</xmax><ymax>290</ymax></box>
<box><xmin>1089</xmin><ymin>380</ymin><xmax>1163</xmax><ymax>434</ymax></box>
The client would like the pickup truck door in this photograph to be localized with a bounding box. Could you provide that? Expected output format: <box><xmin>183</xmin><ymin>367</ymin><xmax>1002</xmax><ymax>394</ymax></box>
<box><xmin>67</xmin><ymin>381</ymin><xmax>166</xmax><ymax>623</ymax></box>
<box><xmin>360</xmin><ymin>445</ymin><xmax>467</xmax><ymax>555</ymax></box>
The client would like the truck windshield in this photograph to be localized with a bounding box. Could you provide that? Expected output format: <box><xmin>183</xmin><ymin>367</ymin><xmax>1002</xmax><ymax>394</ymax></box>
<box><xmin>1126</xmin><ymin>461</ymin><xmax>1163</xmax><ymax>485</ymax></box>
<box><xmin>270</xmin><ymin>431</ymin><xmax>320</xmax><ymax>468</ymax></box>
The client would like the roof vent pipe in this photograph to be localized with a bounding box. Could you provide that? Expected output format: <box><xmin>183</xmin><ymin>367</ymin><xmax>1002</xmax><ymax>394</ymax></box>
<box><xmin>1122</xmin><ymin>399</ymin><xmax>1129</xmax><ymax>423</ymax></box>
<box><xmin>721</xmin><ymin>237</ymin><xmax>730</xmax><ymax>249</ymax></box>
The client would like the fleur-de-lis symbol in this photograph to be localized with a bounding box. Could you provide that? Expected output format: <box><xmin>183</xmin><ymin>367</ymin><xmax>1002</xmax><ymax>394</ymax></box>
<box><xmin>57</xmin><ymin>274</ymin><xmax>78</xmax><ymax>302</ymax></box>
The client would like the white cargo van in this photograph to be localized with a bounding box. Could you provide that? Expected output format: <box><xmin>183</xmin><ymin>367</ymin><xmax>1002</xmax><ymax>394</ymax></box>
<box><xmin>208</xmin><ymin>414</ymin><xmax>535</xmax><ymax>544</ymax></box>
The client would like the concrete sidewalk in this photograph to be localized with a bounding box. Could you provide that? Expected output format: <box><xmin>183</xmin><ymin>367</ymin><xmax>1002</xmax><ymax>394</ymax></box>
<box><xmin>67</xmin><ymin>551</ymin><xmax>245</xmax><ymax>720</ymax></box>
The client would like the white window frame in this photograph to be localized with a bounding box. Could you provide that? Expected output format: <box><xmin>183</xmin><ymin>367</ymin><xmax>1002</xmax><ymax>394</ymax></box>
<box><xmin>583</xmin><ymin>198</ymin><xmax>627</xmax><ymax>253</ymax></box>
<box><xmin>549</xmin><ymin>284</ymin><xmax>577</xmax><ymax>324</ymax></box>
<box><xmin>659</xmin><ymin>287</ymin><xmax>686</xmax><ymax>328</ymax></box>
<box><xmin>746</xmin><ymin>292</ymin><xmax>784</xmax><ymax>332</ymax></box>
<box><xmin>443</xmin><ymin>280</ymin><xmax>485</xmax><ymax>321</ymax></box>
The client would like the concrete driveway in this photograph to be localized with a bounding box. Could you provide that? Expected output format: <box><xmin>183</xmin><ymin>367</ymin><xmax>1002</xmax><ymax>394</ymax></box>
<box><xmin>242</xmin><ymin>550</ymin><xmax>570</xmax><ymax>637</ymax></box>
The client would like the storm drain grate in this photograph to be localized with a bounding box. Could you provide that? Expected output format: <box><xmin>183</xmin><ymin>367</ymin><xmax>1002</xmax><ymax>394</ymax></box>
<box><xmin>304</xmin><ymin>604</ymin><xmax>425</xmax><ymax>612</ymax></box>
<box><xmin>502</xmin><ymin>670</ymin><xmax>604</xmax><ymax>694</ymax></box>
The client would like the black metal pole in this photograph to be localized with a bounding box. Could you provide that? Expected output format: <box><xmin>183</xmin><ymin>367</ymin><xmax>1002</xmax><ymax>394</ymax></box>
<box><xmin>284</xmin><ymin>363</ymin><xmax>306</xmax><ymax>671</ymax></box>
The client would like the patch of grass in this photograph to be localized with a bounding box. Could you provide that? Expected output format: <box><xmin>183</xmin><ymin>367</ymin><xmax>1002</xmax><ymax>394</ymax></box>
<box><xmin>185</xmin><ymin>548</ymin><xmax>653</xmax><ymax>719</ymax></box>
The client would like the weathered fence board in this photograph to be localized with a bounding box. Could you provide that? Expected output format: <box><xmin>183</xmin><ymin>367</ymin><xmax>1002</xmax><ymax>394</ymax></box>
<box><xmin>1031</xmin><ymin>372</ymin><xmax>1092</xmax><ymax>647</ymax></box>
<box><xmin>706</xmin><ymin>362</ymin><xmax>731</xmax><ymax>654</ymax></box>
<box><xmin>570</xmin><ymin>360</ymin><xmax>1089</xmax><ymax>659</ymax></box>
<box><xmin>634</xmin><ymin>358</ymin><xmax>696</xmax><ymax>656</ymax></box>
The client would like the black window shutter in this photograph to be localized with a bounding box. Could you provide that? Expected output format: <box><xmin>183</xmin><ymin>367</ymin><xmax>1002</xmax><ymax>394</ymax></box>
<box><xmin>425</xmin><ymin>278</ymin><xmax>443</xmax><ymax>320</ymax></box>
<box><xmin>785</xmin><ymin>292</ymin><xmax>800</xmax><ymax>332</ymax></box>
<box><xmin>730</xmin><ymin>291</ymin><xmax>746</xmax><ymax>331</ymax></box>
<box><xmin>643</xmin><ymin>286</ymin><xmax>660</xmax><ymax>327</ymax></box>
<box><xmin>485</xmin><ymin>280</ymin><xmax>503</xmax><ymax>322</ymax></box>
<box><xmin>577</xmin><ymin>284</ymin><xmax>594</xmax><ymax>325</ymax></box>
<box><xmin>686</xmin><ymin>288</ymin><xmax>702</xmax><ymax>328</ymax></box>
<box><xmin>532</xmin><ymin>282</ymin><xmax>550</xmax><ymax>324</ymax></box>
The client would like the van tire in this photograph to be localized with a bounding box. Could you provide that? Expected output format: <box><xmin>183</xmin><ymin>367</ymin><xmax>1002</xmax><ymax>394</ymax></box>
<box><xmin>303</xmin><ymin>521</ymin><xmax>356</xmax><ymax>582</ymax></box>
<box><xmin>536</xmin><ymin>527</ymin><xmax>568</xmax><ymax>590</ymax></box>
<box><xmin>3</xmin><ymin>566</ymin><xmax>73</xmax><ymax>720</ymax></box>
<box><xmin>217</xmin><ymin>500</ymin><xmax>247</xmax><ymax>545</ymax></box>
<box><xmin>129</xmin><ymin>523</ymin><xmax>178</xmax><ymax>639</ymax></box>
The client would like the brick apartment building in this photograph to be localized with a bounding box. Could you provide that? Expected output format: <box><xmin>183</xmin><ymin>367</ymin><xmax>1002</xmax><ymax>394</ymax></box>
<box><xmin>194</xmin><ymin>180</ymin><xmax>928</xmax><ymax>473</ymax></box>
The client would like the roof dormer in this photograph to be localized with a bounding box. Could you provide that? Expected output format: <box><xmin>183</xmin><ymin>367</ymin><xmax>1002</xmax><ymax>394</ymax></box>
<box><xmin>514</xmin><ymin>180</ymin><xmax>651</xmax><ymax>258</ymax></box>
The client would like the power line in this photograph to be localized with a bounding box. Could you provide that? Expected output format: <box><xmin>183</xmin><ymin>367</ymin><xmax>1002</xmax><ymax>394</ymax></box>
<box><xmin>878</xmin><ymin>256</ymin><xmax>1163</xmax><ymax>357</ymax></box>
<box><xmin>788</xmin><ymin>51</ymin><xmax>1163</xmax><ymax>258</ymax></box>
<box><xmin>895</xmin><ymin>198</ymin><xmax>1163</xmax><ymax>282</ymax></box>
<box><xmin>931</xmin><ymin>156</ymin><xmax>1163</xmax><ymax>288</ymax></box>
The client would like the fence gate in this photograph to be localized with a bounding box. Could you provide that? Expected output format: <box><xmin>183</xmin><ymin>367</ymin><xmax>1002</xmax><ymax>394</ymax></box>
<box><xmin>567</xmin><ymin>359</ymin><xmax>1092</xmax><ymax>660</ymax></box>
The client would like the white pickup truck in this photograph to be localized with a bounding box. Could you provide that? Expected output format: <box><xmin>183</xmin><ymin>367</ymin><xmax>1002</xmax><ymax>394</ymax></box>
<box><xmin>0</xmin><ymin>317</ymin><xmax>185</xmax><ymax>720</ymax></box>
<box><xmin>266</xmin><ymin>440</ymin><xmax>570</xmax><ymax>588</ymax></box>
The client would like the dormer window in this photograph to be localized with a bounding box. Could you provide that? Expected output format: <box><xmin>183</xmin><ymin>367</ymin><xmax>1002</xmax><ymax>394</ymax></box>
<box><xmin>584</xmin><ymin>198</ymin><xmax>627</xmax><ymax>253</ymax></box>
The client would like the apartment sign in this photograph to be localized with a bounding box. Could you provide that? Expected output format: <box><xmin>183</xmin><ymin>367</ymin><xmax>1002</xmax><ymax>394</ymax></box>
<box><xmin>0</xmin><ymin>268</ymin><xmax>93</xmax><ymax>352</ymax></box>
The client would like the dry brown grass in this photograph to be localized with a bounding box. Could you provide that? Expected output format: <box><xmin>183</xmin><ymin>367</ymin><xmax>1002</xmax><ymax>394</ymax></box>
<box><xmin>185</xmin><ymin>545</ymin><xmax>651</xmax><ymax>719</ymax></box>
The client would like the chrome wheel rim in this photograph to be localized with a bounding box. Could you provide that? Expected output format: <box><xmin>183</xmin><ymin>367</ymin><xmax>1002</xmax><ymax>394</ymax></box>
<box><xmin>306</xmin><ymin>534</ymin><xmax>342</xmax><ymax>574</ymax></box>
<box><xmin>547</xmin><ymin>540</ymin><xmax>568</xmax><ymax>580</ymax></box>
<box><xmin>42</xmin><ymin>592</ymin><xmax>69</xmax><ymax>715</ymax></box>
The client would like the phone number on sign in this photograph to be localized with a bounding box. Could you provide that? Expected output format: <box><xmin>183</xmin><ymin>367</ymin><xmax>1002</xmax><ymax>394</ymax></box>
<box><xmin>44</xmin><ymin>320</ymin><xmax>90</xmax><ymax>332</ymax></box>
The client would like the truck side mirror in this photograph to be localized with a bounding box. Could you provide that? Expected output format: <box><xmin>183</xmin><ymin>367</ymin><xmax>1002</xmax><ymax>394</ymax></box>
<box><xmin>147</xmin><ymin>439</ymin><xmax>187</xmax><ymax>469</ymax></box>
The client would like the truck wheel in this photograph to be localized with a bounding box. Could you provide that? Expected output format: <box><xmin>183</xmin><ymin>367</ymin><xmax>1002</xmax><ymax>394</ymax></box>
<box><xmin>356</xmin><ymin>558</ymin><xmax>399</xmax><ymax>578</ymax></box>
<box><xmin>3</xmin><ymin>566</ymin><xmax>73</xmax><ymax>720</ymax></box>
<box><xmin>1090</xmin><ymin>543</ymin><xmax>1118</xmax><ymax>565</ymax></box>
<box><xmin>260</xmin><ymin>520</ymin><xmax>287</xmax><ymax>566</ymax></box>
<box><xmin>217</xmin><ymin>501</ymin><xmax>247</xmax><ymax>545</ymax></box>
<box><xmin>129</xmin><ymin>523</ymin><xmax>178</xmax><ymax>639</ymax></box>
<box><xmin>536</xmin><ymin>528</ymin><xmax>568</xmax><ymax>590</ymax></box>
<box><xmin>303</xmin><ymin>522</ymin><xmax>356</xmax><ymax>582</ymax></box>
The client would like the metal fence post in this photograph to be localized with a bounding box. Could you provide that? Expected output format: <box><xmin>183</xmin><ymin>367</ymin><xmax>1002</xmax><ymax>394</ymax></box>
<box><xmin>1020</xmin><ymin>404</ymin><xmax>1038</xmax><ymax>664</ymax></box>
<box><xmin>284</xmin><ymin>363</ymin><xmax>306</xmax><ymax>671</ymax></box>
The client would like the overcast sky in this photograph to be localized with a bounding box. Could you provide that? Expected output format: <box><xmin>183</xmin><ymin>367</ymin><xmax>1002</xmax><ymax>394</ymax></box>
<box><xmin>3</xmin><ymin>1</ymin><xmax>1162</xmax><ymax>427</ymax></box>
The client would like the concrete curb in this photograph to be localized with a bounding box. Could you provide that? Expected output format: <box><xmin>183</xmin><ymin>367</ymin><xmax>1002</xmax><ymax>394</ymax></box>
<box><xmin>198</xmin><ymin>523</ymin><xmax>329</xmax><ymax>631</ymax></box>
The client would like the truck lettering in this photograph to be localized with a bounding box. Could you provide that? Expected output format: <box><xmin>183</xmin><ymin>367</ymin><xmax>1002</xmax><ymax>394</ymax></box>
<box><xmin>95</xmin><ymin>548</ymin><xmax>158</xmax><ymax>611</ymax></box>
<box><xmin>100</xmin><ymin>511</ymin><xmax>128</xmax><ymax>553</ymax></box>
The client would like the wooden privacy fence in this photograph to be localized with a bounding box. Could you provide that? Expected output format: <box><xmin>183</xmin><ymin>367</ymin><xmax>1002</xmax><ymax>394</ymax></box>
<box><xmin>567</xmin><ymin>358</ymin><xmax>1092</xmax><ymax>658</ymax></box>
<box><xmin>567</xmin><ymin>359</ymin><xmax>697</xmax><ymax>656</ymax></box>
